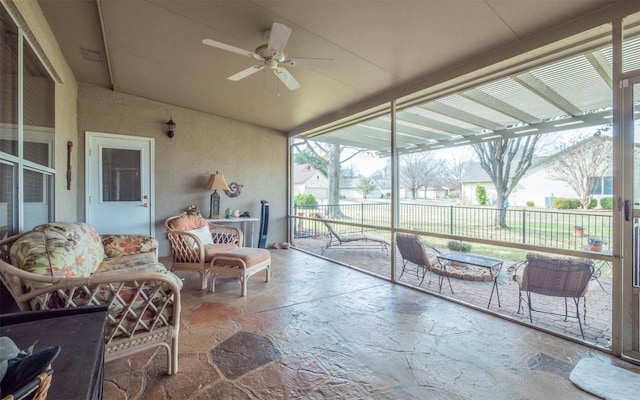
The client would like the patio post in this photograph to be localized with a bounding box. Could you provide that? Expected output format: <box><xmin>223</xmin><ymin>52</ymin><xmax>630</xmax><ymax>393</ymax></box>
<box><xmin>522</xmin><ymin>208</ymin><xmax>526</xmax><ymax>244</ymax></box>
<box><xmin>450</xmin><ymin>204</ymin><xmax>454</xmax><ymax>236</ymax></box>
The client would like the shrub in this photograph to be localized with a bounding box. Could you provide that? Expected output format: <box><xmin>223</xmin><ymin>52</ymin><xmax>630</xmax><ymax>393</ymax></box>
<box><xmin>553</xmin><ymin>197</ymin><xmax>581</xmax><ymax>209</ymax></box>
<box><xmin>589</xmin><ymin>198</ymin><xmax>598</xmax><ymax>209</ymax></box>
<box><xmin>475</xmin><ymin>185</ymin><xmax>488</xmax><ymax>206</ymax></box>
<box><xmin>526</xmin><ymin>201</ymin><xmax>534</xmax><ymax>207</ymax></box>
<box><xmin>600</xmin><ymin>197</ymin><xmax>613</xmax><ymax>210</ymax></box>
<box><xmin>294</xmin><ymin>193</ymin><xmax>318</xmax><ymax>208</ymax></box>
<box><xmin>447</xmin><ymin>241</ymin><xmax>472</xmax><ymax>252</ymax></box>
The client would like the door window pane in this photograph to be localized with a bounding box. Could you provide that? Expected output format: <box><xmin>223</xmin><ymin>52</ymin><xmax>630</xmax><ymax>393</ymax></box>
<box><xmin>23</xmin><ymin>169</ymin><xmax>52</xmax><ymax>230</ymax></box>
<box><xmin>0</xmin><ymin>7</ymin><xmax>18</xmax><ymax>157</ymax></box>
<box><xmin>23</xmin><ymin>41</ymin><xmax>54</xmax><ymax>167</ymax></box>
<box><xmin>603</xmin><ymin>176</ymin><xmax>613</xmax><ymax>195</ymax></box>
<box><xmin>102</xmin><ymin>148</ymin><xmax>141</xmax><ymax>202</ymax></box>
<box><xmin>0</xmin><ymin>162</ymin><xmax>16</xmax><ymax>237</ymax></box>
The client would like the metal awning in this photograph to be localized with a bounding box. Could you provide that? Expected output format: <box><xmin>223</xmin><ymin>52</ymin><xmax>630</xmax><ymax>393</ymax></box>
<box><xmin>310</xmin><ymin>36</ymin><xmax>640</xmax><ymax>155</ymax></box>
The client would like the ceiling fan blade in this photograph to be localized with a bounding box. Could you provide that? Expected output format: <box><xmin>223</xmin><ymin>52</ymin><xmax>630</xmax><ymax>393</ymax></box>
<box><xmin>228</xmin><ymin>65</ymin><xmax>265</xmax><ymax>81</ymax></box>
<box><xmin>273</xmin><ymin>67</ymin><xmax>300</xmax><ymax>90</ymax></box>
<box><xmin>286</xmin><ymin>57</ymin><xmax>335</xmax><ymax>70</ymax></box>
<box><xmin>268</xmin><ymin>23</ymin><xmax>291</xmax><ymax>56</ymax></box>
<box><xmin>202</xmin><ymin>39</ymin><xmax>263</xmax><ymax>60</ymax></box>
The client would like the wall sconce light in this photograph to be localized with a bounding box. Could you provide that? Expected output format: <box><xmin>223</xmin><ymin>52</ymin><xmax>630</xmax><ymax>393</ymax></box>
<box><xmin>166</xmin><ymin>118</ymin><xmax>176</xmax><ymax>138</ymax></box>
<box><xmin>206</xmin><ymin>171</ymin><xmax>230</xmax><ymax>218</ymax></box>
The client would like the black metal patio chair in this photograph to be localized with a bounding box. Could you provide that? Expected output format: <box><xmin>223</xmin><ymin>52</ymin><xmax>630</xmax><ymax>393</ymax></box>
<box><xmin>396</xmin><ymin>233</ymin><xmax>441</xmax><ymax>287</ymax></box>
<box><xmin>511</xmin><ymin>252</ymin><xmax>592</xmax><ymax>339</ymax></box>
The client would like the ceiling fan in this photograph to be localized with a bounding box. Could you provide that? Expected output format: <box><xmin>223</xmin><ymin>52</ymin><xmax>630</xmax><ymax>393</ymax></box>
<box><xmin>203</xmin><ymin>22</ymin><xmax>335</xmax><ymax>91</ymax></box>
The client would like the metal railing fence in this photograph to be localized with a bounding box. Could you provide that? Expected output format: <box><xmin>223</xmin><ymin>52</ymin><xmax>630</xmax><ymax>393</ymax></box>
<box><xmin>294</xmin><ymin>203</ymin><xmax>612</xmax><ymax>252</ymax></box>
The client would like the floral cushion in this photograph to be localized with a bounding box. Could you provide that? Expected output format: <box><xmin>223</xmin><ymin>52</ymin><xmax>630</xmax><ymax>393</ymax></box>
<box><xmin>10</xmin><ymin>222</ymin><xmax>163</xmax><ymax>292</ymax></box>
<box><xmin>10</xmin><ymin>223</ymin><xmax>106</xmax><ymax>290</ymax></box>
<box><xmin>95</xmin><ymin>252</ymin><xmax>159</xmax><ymax>273</ymax></box>
<box><xmin>101</xmin><ymin>234</ymin><xmax>158</xmax><ymax>258</ymax></box>
<box><xmin>34</xmin><ymin>222</ymin><xmax>106</xmax><ymax>264</ymax></box>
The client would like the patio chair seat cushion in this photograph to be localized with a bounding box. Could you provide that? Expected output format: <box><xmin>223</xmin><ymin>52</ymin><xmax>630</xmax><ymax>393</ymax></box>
<box><xmin>204</xmin><ymin>243</ymin><xmax>239</xmax><ymax>262</ymax></box>
<box><xmin>339</xmin><ymin>234</ymin><xmax>390</xmax><ymax>245</ymax></box>
<box><xmin>212</xmin><ymin>248</ymin><xmax>271</xmax><ymax>268</ymax></box>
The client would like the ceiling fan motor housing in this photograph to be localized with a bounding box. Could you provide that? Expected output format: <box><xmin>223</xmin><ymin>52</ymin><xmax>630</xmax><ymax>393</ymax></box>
<box><xmin>255</xmin><ymin>44</ymin><xmax>287</xmax><ymax>63</ymax></box>
<box><xmin>266</xmin><ymin>58</ymin><xmax>278</xmax><ymax>69</ymax></box>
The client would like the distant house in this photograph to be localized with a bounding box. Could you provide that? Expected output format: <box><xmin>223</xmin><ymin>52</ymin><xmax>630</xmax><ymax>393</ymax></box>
<box><xmin>417</xmin><ymin>184</ymin><xmax>450</xmax><ymax>200</ymax></box>
<box><xmin>339</xmin><ymin>177</ymin><xmax>384</xmax><ymax>199</ymax></box>
<box><xmin>375</xmin><ymin>179</ymin><xmax>392</xmax><ymax>198</ymax></box>
<box><xmin>293</xmin><ymin>164</ymin><xmax>328</xmax><ymax>201</ymax></box>
<box><xmin>460</xmin><ymin>136</ymin><xmax>615</xmax><ymax>207</ymax></box>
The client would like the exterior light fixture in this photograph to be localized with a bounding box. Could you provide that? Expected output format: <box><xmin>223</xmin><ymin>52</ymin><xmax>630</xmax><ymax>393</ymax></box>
<box><xmin>166</xmin><ymin>118</ymin><xmax>176</xmax><ymax>138</ymax></box>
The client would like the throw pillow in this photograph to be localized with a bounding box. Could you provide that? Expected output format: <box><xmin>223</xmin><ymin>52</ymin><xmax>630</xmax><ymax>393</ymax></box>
<box><xmin>186</xmin><ymin>225</ymin><xmax>214</xmax><ymax>247</ymax></box>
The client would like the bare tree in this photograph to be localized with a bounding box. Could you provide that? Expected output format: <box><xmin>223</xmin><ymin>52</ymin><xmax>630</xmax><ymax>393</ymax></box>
<box><xmin>400</xmin><ymin>152</ymin><xmax>444</xmax><ymax>200</ymax></box>
<box><xmin>371</xmin><ymin>160</ymin><xmax>391</xmax><ymax>181</ymax></box>
<box><xmin>472</xmin><ymin>136</ymin><xmax>542</xmax><ymax>228</ymax></box>
<box><xmin>547</xmin><ymin>135</ymin><xmax>612</xmax><ymax>209</ymax></box>
<box><xmin>293</xmin><ymin>140</ymin><xmax>366</xmax><ymax>217</ymax></box>
<box><xmin>444</xmin><ymin>155</ymin><xmax>469</xmax><ymax>194</ymax></box>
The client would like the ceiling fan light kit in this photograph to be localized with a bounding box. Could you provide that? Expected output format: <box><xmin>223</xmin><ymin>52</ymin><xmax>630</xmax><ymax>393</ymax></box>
<box><xmin>203</xmin><ymin>22</ymin><xmax>335</xmax><ymax>91</ymax></box>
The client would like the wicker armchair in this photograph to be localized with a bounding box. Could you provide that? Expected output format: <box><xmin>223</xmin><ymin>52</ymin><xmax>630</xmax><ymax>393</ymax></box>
<box><xmin>511</xmin><ymin>252</ymin><xmax>593</xmax><ymax>339</ymax></box>
<box><xmin>165</xmin><ymin>214</ymin><xmax>243</xmax><ymax>289</ymax></box>
<box><xmin>0</xmin><ymin>222</ymin><xmax>182</xmax><ymax>375</ymax></box>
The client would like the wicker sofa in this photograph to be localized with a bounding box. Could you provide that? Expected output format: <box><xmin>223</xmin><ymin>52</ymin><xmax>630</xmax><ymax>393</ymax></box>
<box><xmin>0</xmin><ymin>222</ymin><xmax>182</xmax><ymax>375</ymax></box>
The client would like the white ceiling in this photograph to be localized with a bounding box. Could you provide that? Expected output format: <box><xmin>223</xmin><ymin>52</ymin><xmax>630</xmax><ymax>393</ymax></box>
<box><xmin>38</xmin><ymin>0</ymin><xmax>636</xmax><ymax>134</ymax></box>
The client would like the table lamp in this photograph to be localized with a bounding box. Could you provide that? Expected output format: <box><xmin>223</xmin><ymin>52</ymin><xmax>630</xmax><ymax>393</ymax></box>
<box><xmin>206</xmin><ymin>172</ymin><xmax>230</xmax><ymax>218</ymax></box>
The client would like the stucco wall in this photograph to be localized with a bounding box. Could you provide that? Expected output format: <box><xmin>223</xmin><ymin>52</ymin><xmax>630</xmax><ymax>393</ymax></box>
<box><xmin>9</xmin><ymin>0</ymin><xmax>79</xmax><ymax>222</ymax></box>
<box><xmin>77</xmin><ymin>83</ymin><xmax>287</xmax><ymax>256</ymax></box>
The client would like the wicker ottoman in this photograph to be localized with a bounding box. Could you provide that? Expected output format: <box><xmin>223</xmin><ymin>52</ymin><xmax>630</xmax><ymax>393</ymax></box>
<box><xmin>209</xmin><ymin>248</ymin><xmax>271</xmax><ymax>296</ymax></box>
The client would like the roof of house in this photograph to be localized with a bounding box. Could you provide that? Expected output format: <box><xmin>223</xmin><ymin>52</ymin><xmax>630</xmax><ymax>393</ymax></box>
<box><xmin>293</xmin><ymin>164</ymin><xmax>323</xmax><ymax>184</ymax></box>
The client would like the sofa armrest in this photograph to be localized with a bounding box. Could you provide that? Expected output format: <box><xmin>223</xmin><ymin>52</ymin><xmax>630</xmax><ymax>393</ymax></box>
<box><xmin>101</xmin><ymin>234</ymin><xmax>159</xmax><ymax>258</ymax></box>
<box><xmin>208</xmin><ymin>223</ymin><xmax>243</xmax><ymax>246</ymax></box>
<box><xmin>0</xmin><ymin>259</ymin><xmax>181</xmax><ymax>344</ymax></box>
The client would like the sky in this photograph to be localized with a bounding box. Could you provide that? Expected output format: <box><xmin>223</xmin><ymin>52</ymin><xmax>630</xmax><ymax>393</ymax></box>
<box><xmin>346</xmin><ymin>125</ymin><xmax>606</xmax><ymax>178</ymax></box>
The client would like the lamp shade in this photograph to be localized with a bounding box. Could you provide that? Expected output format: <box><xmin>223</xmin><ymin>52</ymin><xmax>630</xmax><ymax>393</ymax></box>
<box><xmin>206</xmin><ymin>172</ymin><xmax>230</xmax><ymax>191</ymax></box>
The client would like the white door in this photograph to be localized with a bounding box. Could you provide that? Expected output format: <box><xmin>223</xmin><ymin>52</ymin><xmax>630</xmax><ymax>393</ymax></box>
<box><xmin>622</xmin><ymin>77</ymin><xmax>640</xmax><ymax>361</ymax></box>
<box><xmin>86</xmin><ymin>132</ymin><xmax>155</xmax><ymax>235</ymax></box>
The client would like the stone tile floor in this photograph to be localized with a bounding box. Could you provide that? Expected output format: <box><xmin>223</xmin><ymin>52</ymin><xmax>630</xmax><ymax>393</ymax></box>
<box><xmin>101</xmin><ymin>248</ymin><xmax>637</xmax><ymax>399</ymax></box>
<box><xmin>293</xmin><ymin>236</ymin><xmax>613</xmax><ymax>348</ymax></box>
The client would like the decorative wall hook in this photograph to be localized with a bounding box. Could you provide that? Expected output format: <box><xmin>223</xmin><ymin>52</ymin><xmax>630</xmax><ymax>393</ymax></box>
<box><xmin>66</xmin><ymin>141</ymin><xmax>73</xmax><ymax>190</ymax></box>
<box><xmin>224</xmin><ymin>182</ymin><xmax>244</xmax><ymax>198</ymax></box>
